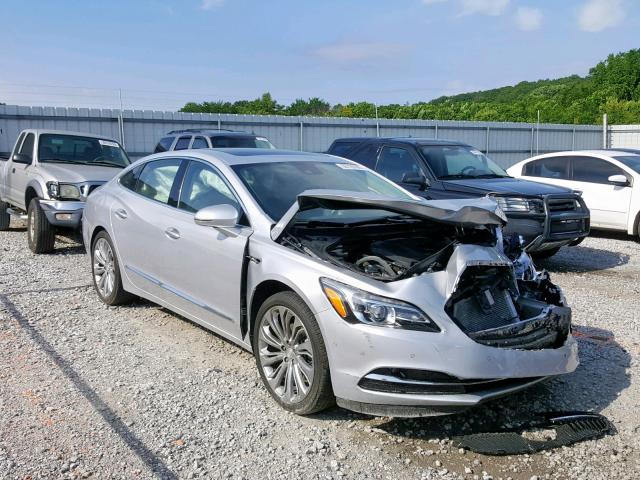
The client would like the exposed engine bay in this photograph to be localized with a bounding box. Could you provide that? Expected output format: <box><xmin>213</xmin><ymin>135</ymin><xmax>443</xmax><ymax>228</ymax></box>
<box><xmin>281</xmin><ymin>213</ymin><xmax>496</xmax><ymax>281</ymax></box>
<box><xmin>277</xmin><ymin>198</ymin><xmax>570</xmax><ymax>350</ymax></box>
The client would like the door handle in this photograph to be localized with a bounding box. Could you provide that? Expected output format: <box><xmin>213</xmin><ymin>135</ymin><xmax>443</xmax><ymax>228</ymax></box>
<box><xmin>114</xmin><ymin>208</ymin><xmax>128</xmax><ymax>219</ymax></box>
<box><xmin>165</xmin><ymin>227</ymin><xmax>181</xmax><ymax>240</ymax></box>
<box><xmin>12</xmin><ymin>168</ymin><xmax>15</xmax><ymax>173</ymax></box>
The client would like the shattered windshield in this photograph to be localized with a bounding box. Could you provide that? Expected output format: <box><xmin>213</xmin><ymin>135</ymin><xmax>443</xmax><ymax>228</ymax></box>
<box><xmin>421</xmin><ymin>145</ymin><xmax>509</xmax><ymax>179</ymax></box>
<box><xmin>232</xmin><ymin>161</ymin><xmax>413</xmax><ymax>220</ymax></box>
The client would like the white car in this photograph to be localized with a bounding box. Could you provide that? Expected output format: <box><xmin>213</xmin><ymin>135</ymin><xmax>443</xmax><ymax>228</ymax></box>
<box><xmin>507</xmin><ymin>150</ymin><xmax>640</xmax><ymax>237</ymax></box>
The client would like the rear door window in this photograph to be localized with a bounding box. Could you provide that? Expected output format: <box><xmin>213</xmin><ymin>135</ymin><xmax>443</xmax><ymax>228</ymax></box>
<box><xmin>523</xmin><ymin>156</ymin><xmax>570</xmax><ymax>179</ymax></box>
<box><xmin>154</xmin><ymin>137</ymin><xmax>175</xmax><ymax>153</ymax></box>
<box><xmin>135</xmin><ymin>159</ymin><xmax>183</xmax><ymax>204</ymax></box>
<box><xmin>191</xmin><ymin>136</ymin><xmax>209</xmax><ymax>149</ymax></box>
<box><xmin>174</xmin><ymin>136</ymin><xmax>192</xmax><ymax>151</ymax></box>
<box><xmin>571</xmin><ymin>156</ymin><xmax>625</xmax><ymax>184</ymax></box>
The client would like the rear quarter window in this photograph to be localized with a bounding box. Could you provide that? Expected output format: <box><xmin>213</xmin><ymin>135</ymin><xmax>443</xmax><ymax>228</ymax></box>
<box><xmin>154</xmin><ymin>137</ymin><xmax>174</xmax><ymax>153</ymax></box>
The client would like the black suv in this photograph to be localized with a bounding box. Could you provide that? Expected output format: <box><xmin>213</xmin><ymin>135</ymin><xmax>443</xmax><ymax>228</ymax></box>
<box><xmin>154</xmin><ymin>129</ymin><xmax>275</xmax><ymax>153</ymax></box>
<box><xmin>327</xmin><ymin>137</ymin><xmax>590</xmax><ymax>258</ymax></box>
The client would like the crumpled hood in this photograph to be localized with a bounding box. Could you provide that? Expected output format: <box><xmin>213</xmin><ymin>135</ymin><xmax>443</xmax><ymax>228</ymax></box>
<box><xmin>36</xmin><ymin>163</ymin><xmax>124</xmax><ymax>183</ymax></box>
<box><xmin>271</xmin><ymin>189</ymin><xmax>507</xmax><ymax>241</ymax></box>
<box><xmin>445</xmin><ymin>177</ymin><xmax>573</xmax><ymax>195</ymax></box>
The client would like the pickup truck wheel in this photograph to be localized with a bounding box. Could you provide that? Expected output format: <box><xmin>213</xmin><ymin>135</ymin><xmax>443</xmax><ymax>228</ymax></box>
<box><xmin>91</xmin><ymin>231</ymin><xmax>133</xmax><ymax>305</ymax></box>
<box><xmin>530</xmin><ymin>247</ymin><xmax>561</xmax><ymax>261</ymax></box>
<box><xmin>254</xmin><ymin>291</ymin><xmax>335</xmax><ymax>415</ymax></box>
<box><xmin>0</xmin><ymin>200</ymin><xmax>10</xmax><ymax>230</ymax></box>
<box><xmin>27</xmin><ymin>199</ymin><xmax>56</xmax><ymax>253</ymax></box>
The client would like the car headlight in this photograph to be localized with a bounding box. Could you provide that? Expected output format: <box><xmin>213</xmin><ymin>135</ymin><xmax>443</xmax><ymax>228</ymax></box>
<box><xmin>493</xmin><ymin>196</ymin><xmax>544</xmax><ymax>214</ymax></box>
<box><xmin>319</xmin><ymin>278</ymin><xmax>440</xmax><ymax>332</ymax></box>
<box><xmin>47</xmin><ymin>182</ymin><xmax>81</xmax><ymax>200</ymax></box>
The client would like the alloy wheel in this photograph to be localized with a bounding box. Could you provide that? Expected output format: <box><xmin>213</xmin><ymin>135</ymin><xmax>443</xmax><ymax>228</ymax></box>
<box><xmin>93</xmin><ymin>238</ymin><xmax>116</xmax><ymax>298</ymax></box>
<box><xmin>258</xmin><ymin>306</ymin><xmax>315</xmax><ymax>404</ymax></box>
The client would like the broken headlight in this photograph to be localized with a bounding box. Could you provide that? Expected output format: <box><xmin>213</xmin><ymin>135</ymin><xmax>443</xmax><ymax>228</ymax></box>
<box><xmin>320</xmin><ymin>278</ymin><xmax>440</xmax><ymax>332</ymax></box>
<box><xmin>493</xmin><ymin>197</ymin><xmax>544</xmax><ymax>214</ymax></box>
<box><xmin>47</xmin><ymin>182</ymin><xmax>81</xmax><ymax>200</ymax></box>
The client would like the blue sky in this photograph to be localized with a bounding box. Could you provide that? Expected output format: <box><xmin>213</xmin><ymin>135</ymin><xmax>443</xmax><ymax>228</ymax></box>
<box><xmin>1</xmin><ymin>0</ymin><xmax>638</xmax><ymax>110</ymax></box>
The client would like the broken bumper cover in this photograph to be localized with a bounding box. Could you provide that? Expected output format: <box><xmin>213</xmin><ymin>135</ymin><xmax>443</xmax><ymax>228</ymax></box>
<box><xmin>319</xmin><ymin>307</ymin><xmax>579</xmax><ymax>417</ymax></box>
<box><xmin>39</xmin><ymin>200</ymin><xmax>85</xmax><ymax>228</ymax></box>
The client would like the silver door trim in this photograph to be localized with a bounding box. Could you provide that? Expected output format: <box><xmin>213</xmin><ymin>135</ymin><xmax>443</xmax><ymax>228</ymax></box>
<box><xmin>125</xmin><ymin>264</ymin><xmax>233</xmax><ymax>322</ymax></box>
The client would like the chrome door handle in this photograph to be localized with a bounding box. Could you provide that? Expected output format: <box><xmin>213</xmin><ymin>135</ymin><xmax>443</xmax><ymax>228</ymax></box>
<box><xmin>114</xmin><ymin>208</ymin><xmax>128</xmax><ymax>219</ymax></box>
<box><xmin>165</xmin><ymin>227</ymin><xmax>181</xmax><ymax>240</ymax></box>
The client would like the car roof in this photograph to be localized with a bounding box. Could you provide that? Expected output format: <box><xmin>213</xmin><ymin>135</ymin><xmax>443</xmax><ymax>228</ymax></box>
<box><xmin>149</xmin><ymin>148</ymin><xmax>344</xmax><ymax>166</ymax></box>
<box><xmin>21</xmin><ymin>129</ymin><xmax>120</xmax><ymax>141</ymax></box>
<box><xmin>523</xmin><ymin>149</ymin><xmax>640</xmax><ymax>161</ymax></box>
<box><xmin>164</xmin><ymin>130</ymin><xmax>260</xmax><ymax>137</ymax></box>
<box><xmin>332</xmin><ymin>137</ymin><xmax>470</xmax><ymax>147</ymax></box>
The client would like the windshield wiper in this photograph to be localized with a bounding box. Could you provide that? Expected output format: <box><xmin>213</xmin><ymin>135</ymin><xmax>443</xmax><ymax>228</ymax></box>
<box><xmin>438</xmin><ymin>174</ymin><xmax>478</xmax><ymax>179</ymax></box>
<box><xmin>474</xmin><ymin>173</ymin><xmax>511</xmax><ymax>178</ymax></box>
<box><xmin>40</xmin><ymin>158</ymin><xmax>80</xmax><ymax>164</ymax></box>
<box><xmin>88</xmin><ymin>161</ymin><xmax>126</xmax><ymax>168</ymax></box>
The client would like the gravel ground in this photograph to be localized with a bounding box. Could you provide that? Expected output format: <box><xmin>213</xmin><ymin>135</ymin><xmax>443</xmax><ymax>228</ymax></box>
<box><xmin>1</xmin><ymin>221</ymin><xmax>639</xmax><ymax>480</ymax></box>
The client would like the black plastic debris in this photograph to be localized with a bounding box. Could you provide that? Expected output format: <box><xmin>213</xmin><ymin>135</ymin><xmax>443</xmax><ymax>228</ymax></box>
<box><xmin>453</xmin><ymin>412</ymin><xmax>613</xmax><ymax>455</ymax></box>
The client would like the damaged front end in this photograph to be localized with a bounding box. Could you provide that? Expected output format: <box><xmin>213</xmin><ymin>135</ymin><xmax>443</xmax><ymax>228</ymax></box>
<box><xmin>275</xmin><ymin>190</ymin><xmax>572</xmax><ymax>351</ymax></box>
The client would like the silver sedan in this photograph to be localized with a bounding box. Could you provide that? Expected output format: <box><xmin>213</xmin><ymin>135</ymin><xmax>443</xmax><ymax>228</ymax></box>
<box><xmin>82</xmin><ymin>149</ymin><xmax>578</xmax><ymax>416</ymax></box>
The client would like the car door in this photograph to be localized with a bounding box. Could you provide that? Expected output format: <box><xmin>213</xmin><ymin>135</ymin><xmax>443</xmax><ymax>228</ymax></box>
<box><xmin>110</xmin><ymin>158</ymin><xmax>186</xmax><ymax>299</ymax></box>
<box><xmin>566</xmin><ymin>156</ymin><xmax>632</xmax><ymax>229</ymax></box>
<box><xmin>375</xmin><ymin>145</ymin><xmax>429</xmax><ymax>196</ymax></box>
<box><xmin>159</xmin><ymin>159</ymin><xmax>251</xmax><ymax>336</ymax></box>
<box><xmin>8</xmin><ymin>132</ymin><xmax>34</xmax><ymax>207</ymax></box>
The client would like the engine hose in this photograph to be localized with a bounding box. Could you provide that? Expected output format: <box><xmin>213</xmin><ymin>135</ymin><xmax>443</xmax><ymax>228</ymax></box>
<box><xmin>355</xmin><ymin>256</ymin><xmax>397</xmax><ymax>277</ymax></box>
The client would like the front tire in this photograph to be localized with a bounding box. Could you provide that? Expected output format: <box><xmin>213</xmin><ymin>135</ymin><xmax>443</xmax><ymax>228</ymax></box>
<box><xmin>254</xmin><ymin>291</ymin><xmax>334</xmax><ymax>415</ymax></box>
<box><xmin>27</xmin><ymin>198</ymin><xmax>56</xmax><ymax>253</ymax></box>
<box><xmin>0</xmin><ymin>200</ymin><xmax>10</xmax><ymax>231</ymax></box>
<box><xmin>91</xmin><ymin>231</ymin><xmax>133</xmax><ymax>306</ymax></box>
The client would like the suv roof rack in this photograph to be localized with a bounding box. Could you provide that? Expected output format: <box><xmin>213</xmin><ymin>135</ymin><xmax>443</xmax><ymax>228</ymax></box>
<box><xmin>167</xmin><ymin>128</ymin><xmax>241</xmax><ymax>134</ymax></box>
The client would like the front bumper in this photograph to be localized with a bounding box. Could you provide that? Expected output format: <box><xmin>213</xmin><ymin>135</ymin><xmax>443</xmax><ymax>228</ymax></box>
<box><xmin>501</xmin><ymin>194</ymin><xmax>590</xmax><ymax>253</ymax></box>
<box><xmin>318</xmin><ymin>306</ymin><xmax>579</xmax><ymax>417</ymax></box>
<box><xmin>39</xmin><ymin>200</ymin><xmax>85</xmax><ymax>228</ymax></box>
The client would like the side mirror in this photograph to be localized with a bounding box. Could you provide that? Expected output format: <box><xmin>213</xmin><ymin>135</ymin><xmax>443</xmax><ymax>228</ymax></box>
<box><xmin>608</xmin><ymin>174</ymin><xmax>629</xmax><ymax>187</ymax></box>
<box><xmin>12</xmin><ymin>153</ymin><xmax>31</xmax><ymax>164</ymax></box>
<box><xmin>401</xmin><ymin>173</ymin><xmax>430</xmax><ymax>190</ymax></box>
<box><xmin>194</xmin><ymin>204</ymin><xmax>239</xmax><ymax>228</ymax></box>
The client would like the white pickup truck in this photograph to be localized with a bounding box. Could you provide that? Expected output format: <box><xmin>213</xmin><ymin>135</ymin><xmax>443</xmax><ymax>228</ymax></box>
<box><xmin>0</xmin><ymin>129</ymin><xmax>131</xmax><ymax>253</ymax></box>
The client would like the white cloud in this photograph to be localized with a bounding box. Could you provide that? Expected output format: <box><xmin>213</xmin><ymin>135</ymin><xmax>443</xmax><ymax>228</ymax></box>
<box><xmin>515</xmin><ymin>6</ymin><xmax>542</xmax><ymax>31</ymax></box>
<box><xmin>201</xmin><ymin>0</ymin><xmax>224</xmax><ymax>10</ymax></box>
<box><xmin>459</xmin><ymin>0</ymin><xmax>510</xmax><ymax>16</ymax></box>
<box><xmin>578</xmin><ymin>0</ymin><xmax>624</xmax><ymax>32</ymax></box>
<box><xmin>311</xmin><ymin>42</ymin><xmax>411</xmax><ymax>65</ymax></box>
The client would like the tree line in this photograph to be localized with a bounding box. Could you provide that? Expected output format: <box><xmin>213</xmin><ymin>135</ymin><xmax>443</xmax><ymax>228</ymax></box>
<box><xmin>181</xmin><ymin>49</ymin><xmax>640</xmax><ymax>125</ymax></box>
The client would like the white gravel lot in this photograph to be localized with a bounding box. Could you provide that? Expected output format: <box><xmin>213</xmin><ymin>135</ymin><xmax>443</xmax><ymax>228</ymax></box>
<box><xmin>1</xmin><ymin>221</ymin><xmax>639</xmax><ymax>480</ymax></box>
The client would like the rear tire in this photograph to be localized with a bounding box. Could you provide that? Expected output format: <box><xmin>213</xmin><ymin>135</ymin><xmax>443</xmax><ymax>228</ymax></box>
<box><xmin>91</xmin><ymin>231</ymin><xmax>133</xmax><ymax>306</ymax></box>
<box><xmin>0</xmin><ymin>200</ymin><xmax>10</xmax><ymax>231</ymax></box>
<box><xmin>530</xmin><ymin>247</ymin><xmax>561</xmax><ymax>260</ymax></box>
<box><xmin>27</xmin><ymin>198</ymin><xmax>55</xmax><ymax>253</ymax></box>
<box><xmin>253</xmin><ymin>291</ymin><xmax>335</xmax><ymax>415</ymax></box>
